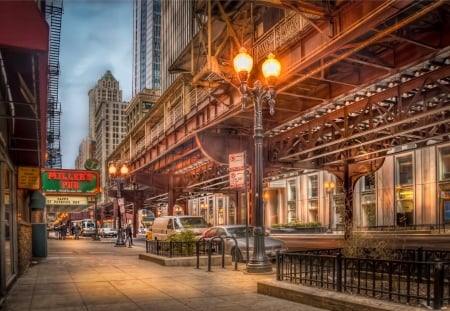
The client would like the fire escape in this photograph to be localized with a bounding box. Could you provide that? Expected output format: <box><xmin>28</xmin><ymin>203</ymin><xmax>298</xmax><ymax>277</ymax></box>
<box><xmin>45</xmin><ymin>0</ymin><xmax>63</xmax><ymax>168</ymax></box>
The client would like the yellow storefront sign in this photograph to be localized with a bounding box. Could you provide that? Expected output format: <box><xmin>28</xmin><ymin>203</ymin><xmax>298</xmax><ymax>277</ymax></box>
<box><xmin>18</xmin><ymin>166</ymin><xmax>40</xmax><ymax>190</ymax></box>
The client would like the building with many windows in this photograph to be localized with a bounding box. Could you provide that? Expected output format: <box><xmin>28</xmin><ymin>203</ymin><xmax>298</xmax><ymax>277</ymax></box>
<box><xmin>88</xmin><ymin>71</ymin><xmax>128</xmax><ymax>201</ymax></box>
<box><xmin>160</xmin><ymin>0</ymin><xmax>194</xmax><ymax>94</ymax></box>
<box><xmin>132</xmin><ymin>0</ymin><xmax>161</xmax><ymax>95</ymax></box>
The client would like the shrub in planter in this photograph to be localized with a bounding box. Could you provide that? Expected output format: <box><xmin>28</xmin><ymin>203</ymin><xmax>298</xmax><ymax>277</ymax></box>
<box><xmin>167</xmin><ymin>229</ymin><xmax>197</xmax><ymax>256</ymax></box>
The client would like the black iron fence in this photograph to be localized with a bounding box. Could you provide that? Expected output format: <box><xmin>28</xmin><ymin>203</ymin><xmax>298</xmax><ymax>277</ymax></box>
<box><xmin>276</xmin><ymin>249</ymin><xmax>450</xmax><ymax>309</ymax></box>
<box><xmin>145</xmin><ymin>239</ymin><xmax>223</xmax><ymax>258</ymax></box>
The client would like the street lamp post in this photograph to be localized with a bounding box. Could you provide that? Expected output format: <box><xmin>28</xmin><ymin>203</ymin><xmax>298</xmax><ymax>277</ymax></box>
<box><xmin>108</xmin><ymin>161</ymin><xmax>129</xmax><ymax>247</ymax></box>
<box><xmin>93</xmin><ymin>195</ymin><xmax>100</xmax><ymax>240</ymax></box>
<box><xmin>324</xmin><ymin>181</ymin><xmax>335</xmax><ymax>233</ymax></box>
<box><xmin>233</xmin><ymin>47</ymin><xmax>281</xmax><ymax>273</ymax></box>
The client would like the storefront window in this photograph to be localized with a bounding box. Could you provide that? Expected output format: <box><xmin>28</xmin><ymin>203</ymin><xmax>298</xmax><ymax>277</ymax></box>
<box><xmin>208</xmin><ymin>197</ymin><xmax>214</xmax><ymax>225</ymax></box>
<box><xmin>396</xmin><ymin>155</ymin><xmax>414</xmax><ymax>226</ymax></box>
<box><xmin>439</xmin><ymin>146</ymin><xmax>450</xmax><ymax>181</ymax></box>
<box><xmin>228</xmin><ymin>199</ymin><xmax>236</xmax><ymax>224</ymax></box>
<box><xmin>287</xmin><ymin>179</ymin><xmax>297</xmax><ymax>222</ymax></box>
<box><xmin>308</xmin><ymin>175</ymin><xmax>318</xmax><ymax>222</ymax></box>
<box><xmin>361</xmin><ymin>174</ymin><xmax>376</xmax><ymax>227</ymax></box>
<box><xmin>217</xmin><ymin>197</ymin><xmax>224</xmax><ymax>225</ymax></box>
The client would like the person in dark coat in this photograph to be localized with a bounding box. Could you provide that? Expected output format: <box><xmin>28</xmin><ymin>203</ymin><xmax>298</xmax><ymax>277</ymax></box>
<box><xmin>125</xmin><ymin>224</ymin><xmax>133</xmax><ymax>247</ymax></box>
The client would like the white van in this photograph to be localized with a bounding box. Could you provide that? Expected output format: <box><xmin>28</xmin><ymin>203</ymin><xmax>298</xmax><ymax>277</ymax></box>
<box><xmin>80</xmin><ymin>219</ymin><xmax>96</xmax><ymax>237</ymax></box>
<box><xmin>151</xmin><ymin>216</ymin><xmax>209</xmax><ymax>240</ymax></box>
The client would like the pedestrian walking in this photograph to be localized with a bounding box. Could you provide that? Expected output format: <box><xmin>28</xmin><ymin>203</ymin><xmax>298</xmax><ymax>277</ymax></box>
<box><xmin>60</xmin><ymin>223</ymin><xmax>67</xmax><ymax>240</ymax></box>
<box><xmin>125</xmin><ymin>224</ymin><xmax>133</xmax><ymax>247</ymax></box>
<box><xmin>74</xmin><ymin>224</ymin><xmax>81</xmax><ymax>239</ymax></box>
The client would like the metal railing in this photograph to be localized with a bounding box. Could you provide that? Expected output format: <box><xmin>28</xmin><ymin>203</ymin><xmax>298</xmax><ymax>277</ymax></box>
<box><xmin>276</xmin><ymin>249</ymin><xmax>450</xmax><ymax>309</ymax></box>
<box><xmin>145</xmin><ymin>239</ymin><xmax>222</xmax><ymax>258</ymax></box>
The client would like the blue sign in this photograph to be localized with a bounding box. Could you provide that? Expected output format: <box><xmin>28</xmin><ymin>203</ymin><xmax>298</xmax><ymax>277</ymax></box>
<box><xmin>444</xmin><ymin>200</ymin><xmax>450</xmax><ymax>221</ymax></box>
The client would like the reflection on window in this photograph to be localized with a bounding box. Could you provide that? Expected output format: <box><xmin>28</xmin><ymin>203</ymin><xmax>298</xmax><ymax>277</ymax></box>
<box><xmin>397</xmin><ymin>155</ymin><xmax>413</xmax><ymax>185</ymax></box>
<box><xmin>363</xmin><ymin>174</ymin><xmax>375</xmax><ymax>191</ymax></box>
<box><xmin>396</xmin><ymin>155</ymin><xmax>414</xmax><ymax>226</ymax></box>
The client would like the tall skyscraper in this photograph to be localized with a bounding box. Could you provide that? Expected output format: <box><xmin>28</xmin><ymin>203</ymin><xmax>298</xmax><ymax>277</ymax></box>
<box><xmin>87</xmin><ymin>70</ymin><xmax>127</xmax><ymax>198</ymax></box>
<box><xmin>160</xmin><ymin>0</ymin><xmax>194</xmax><ymax>94</ymax></box>
<box><xmin>132</xmin><ymin>0</ymin><xmax>161</xmax><ymax>96</ymax></box>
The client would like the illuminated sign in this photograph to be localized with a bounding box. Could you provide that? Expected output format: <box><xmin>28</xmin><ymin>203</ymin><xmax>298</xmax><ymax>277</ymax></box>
<box><xmin>41</xmin><ymin>169</ymin><xmax>99</xmax><ymax>195</ymax></box>
<box><xmin>46</xmin><ymin>196</ymin><xmax>89</xmax><ymax>206</ymax></box>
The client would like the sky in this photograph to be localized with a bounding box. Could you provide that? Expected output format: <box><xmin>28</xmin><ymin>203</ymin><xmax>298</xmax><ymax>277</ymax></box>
<box><xmin>59</xmin><ymin>0</ymin><xmax>133</xmax><ymax>169</ymax></box>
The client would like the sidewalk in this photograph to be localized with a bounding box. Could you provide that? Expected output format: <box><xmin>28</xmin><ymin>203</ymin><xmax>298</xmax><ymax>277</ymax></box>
<box><xmin>1</xmin><ymin>238</ymin><xmax>328</xmax><ymax>311</ymax></box>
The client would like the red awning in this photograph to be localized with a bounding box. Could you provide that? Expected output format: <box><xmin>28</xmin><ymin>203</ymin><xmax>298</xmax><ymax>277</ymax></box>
<box><xmin>0</xmin><ymin>1</ymin><xmax>49</xmax><ymax>52</ymax></box>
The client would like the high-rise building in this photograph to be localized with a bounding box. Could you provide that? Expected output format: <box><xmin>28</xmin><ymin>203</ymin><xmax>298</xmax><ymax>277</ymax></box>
<box><xmin>88</xmin><ymin>70</ymin><xmax>127</xmax><ymax>198</ymax></box>
<box><xmin>160</xmin><ymin>0</ymin><xmax>194</xmax><ymax>93</ymax></box>
<box><xmin>132</xmin><ymin>0</ymin><xmax>161</xmax><ymax>96</ymax></box>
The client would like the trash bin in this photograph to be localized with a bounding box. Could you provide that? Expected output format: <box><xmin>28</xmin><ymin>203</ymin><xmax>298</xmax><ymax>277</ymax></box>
<box><xmin>32</xmin><ymin>223</ymin><xmax>48</xmax><ymax>257</ymax></box>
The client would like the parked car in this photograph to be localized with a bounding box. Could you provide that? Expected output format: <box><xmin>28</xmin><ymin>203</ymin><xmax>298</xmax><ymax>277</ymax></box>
<box><xmin>100</xmin><ymin>227</ymin><xmax>118</xmax><ymax>238</ymax></box>
<box><xmin>200</xmin><ymin>225</ymin><xmax>287</xmax><ymax>262</ymax></box>
<box><xmin>151</xmin><ymin>216</ymin><xmax>209</xmax><ymax>240</ymax></box>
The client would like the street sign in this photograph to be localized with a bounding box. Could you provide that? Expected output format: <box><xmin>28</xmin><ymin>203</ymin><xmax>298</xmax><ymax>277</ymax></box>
<box><xmin>229</xmin><ymin>171</ymin><xmax>246</xmax><ymax>189</ymax></box>
<box><xmin>229</xmin><ymin>152</ymin><xmax>246</xmax><ymax>171</ymax></box>
<box><xmin>229</xmin><ymin>152</ymin><xmax>247</xmax><ymax>189</ymax></box>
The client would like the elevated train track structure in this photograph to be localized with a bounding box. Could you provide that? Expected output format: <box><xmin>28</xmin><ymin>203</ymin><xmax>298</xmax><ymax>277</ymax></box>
<box><xmin>107</xmin><ymin>0</ymin><xmax>450</xmax><ymax>237</ymax></box>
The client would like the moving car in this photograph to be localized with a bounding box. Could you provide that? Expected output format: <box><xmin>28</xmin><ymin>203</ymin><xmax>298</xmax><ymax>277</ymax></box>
<box><xmin>100</xmin><ymin>227</ymin><xmax>118</xmax><ymax>238</ymax></box>
<box><xmin>200</xmin><ymin>225</ymin><xmax>286</xmax><ymax>262</ymax></box>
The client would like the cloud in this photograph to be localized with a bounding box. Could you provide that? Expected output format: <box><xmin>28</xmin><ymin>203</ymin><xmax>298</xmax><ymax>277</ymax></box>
<box><xmin>59</xmin><ymin>0</ymin><xmax>132</xmax><ymax>168</ymax></box>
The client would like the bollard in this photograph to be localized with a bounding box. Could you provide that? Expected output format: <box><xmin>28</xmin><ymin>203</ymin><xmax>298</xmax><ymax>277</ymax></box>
<box><xmin>196</xmin><ymin>239</ymin><xmax>201</xmax><ymax>269</ymax></box>
<box><xmin>433</xmin><ymin>259</ymin><xmax>444</xmax><ymax>310</ymax></box>
<box><xmin>276</xmin><ymin>250</ymin><xmax>281</xmax><ymax>281</ymax></box>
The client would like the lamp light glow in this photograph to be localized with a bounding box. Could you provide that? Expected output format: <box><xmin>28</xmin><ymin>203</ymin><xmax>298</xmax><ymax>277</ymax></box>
<box><xmin>262</xmin><ymin>53</ymin><xmax>281</xmax><ymax>81</ymax></box>
<box><xmin>233</xmin><ymin>47</ymin><xmax>253</xmax><ymax>74</ymax></box>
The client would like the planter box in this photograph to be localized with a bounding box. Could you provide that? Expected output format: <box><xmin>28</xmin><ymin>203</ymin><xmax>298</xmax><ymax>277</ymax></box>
<box><xmin>270</xmin><ymin>227</ymin><xmax>326</xmax><ymax>234</ymax></box>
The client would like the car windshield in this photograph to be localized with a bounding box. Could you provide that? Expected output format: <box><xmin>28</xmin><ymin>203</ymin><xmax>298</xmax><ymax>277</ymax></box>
<box><xmin>177</xmin><ymin>217</ymin><xmax>207</xmax><ymax>228</ymax></box>
<box><xmin>226</xmin><ymin>226</ymin><xmax>252</xmax><ymax>238</ymax></box>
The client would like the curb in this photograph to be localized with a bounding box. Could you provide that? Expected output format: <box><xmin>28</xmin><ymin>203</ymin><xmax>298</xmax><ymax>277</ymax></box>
<box><xmin>257</xmin><ymin>280</ymin><xmax>425</xmax><ymax>311</ymax></box>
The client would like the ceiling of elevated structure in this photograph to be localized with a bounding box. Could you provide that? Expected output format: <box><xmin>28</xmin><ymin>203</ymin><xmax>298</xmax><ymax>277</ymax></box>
<box><xmin>136</xmin><ymin>0</ymin><xmax>450</xmax><ymax>203</ymax></box>
<box><xmin>177</xmin><ymin>0</ymin><xmax>450</xmax><ymax>184</ymax></box>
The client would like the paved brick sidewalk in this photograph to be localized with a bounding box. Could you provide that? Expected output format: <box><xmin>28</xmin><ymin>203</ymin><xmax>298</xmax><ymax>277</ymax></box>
<box><xmin>1</xmin><ymin>238</ymin><xmax>328</xmax><ymax>311</ymax></box>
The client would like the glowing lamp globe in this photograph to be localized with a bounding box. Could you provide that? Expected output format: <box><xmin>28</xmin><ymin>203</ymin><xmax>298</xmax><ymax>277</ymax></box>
<box><xmin>262</xmin><ymin>53</ymin><xmax>281</xmax><ymax>83</ymax></box>
<box><xmin>233</xmin><ymin>47</ymin><xmax>253</xmax><ymax>81</ymax></box>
